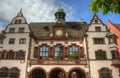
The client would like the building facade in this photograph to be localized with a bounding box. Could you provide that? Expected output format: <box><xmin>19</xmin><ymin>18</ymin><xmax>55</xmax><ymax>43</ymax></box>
<box><xmin>0</xmin><ymin>8</ymin><xmax>120</xmax><ymax>78</ymax></box>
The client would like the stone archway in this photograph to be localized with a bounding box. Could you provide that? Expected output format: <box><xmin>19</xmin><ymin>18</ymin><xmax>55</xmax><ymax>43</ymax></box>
<box><xmin>49</xmin><ymin>68</ymin><xmax>66</xmax><ymax>78</ymax></box>
<box><xmin>29</xmin><ymin>68</ymin><xmax>46</xmax><ymax>78</ymax></box>
<box><xmin>68</xmin><ymin>68</ymin><xmax>86</xmax><ymax>78</ymax></box>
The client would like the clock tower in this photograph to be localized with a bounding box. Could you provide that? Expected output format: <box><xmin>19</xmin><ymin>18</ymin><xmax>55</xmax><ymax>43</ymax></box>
<box><xmin>53</xmin><ymin>7</ymin><xmax>67</xmax><ymax>39</ymax></box>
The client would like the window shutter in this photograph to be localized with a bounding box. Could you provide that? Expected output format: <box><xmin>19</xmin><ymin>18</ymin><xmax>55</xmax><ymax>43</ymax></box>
<box><xmin>34</xmin><ymin>47</ymin><xmax>39</xmax><ymax>58</ymax></box>
<box><xmin>80</xmin><ymin>47</ymin><xmax>84</xmax><ymax>58</ymax></box>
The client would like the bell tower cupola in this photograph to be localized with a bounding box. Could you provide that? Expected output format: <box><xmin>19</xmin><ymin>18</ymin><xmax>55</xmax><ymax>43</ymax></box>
<box><xmin>55</xmin><ymin>8</ymin><xmax>66</xmax><ymax>23</ymax></box>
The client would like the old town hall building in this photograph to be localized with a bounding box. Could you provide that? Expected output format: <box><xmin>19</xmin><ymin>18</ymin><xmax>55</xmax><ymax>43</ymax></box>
<box><xmin>0</xmin><ymin>8</ymin><xmax>120</xmax><ymax>78</ymax></box>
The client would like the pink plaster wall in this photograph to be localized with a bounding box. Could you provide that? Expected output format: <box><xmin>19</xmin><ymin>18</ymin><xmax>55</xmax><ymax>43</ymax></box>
<box><xmin>108</xmin><ymin>20</ymin><xmax>120</xmax><ymax>55</ymax></box>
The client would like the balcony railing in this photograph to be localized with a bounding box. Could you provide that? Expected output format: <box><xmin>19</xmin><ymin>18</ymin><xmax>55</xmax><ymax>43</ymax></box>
<box><xmin>112</xmin><ymin>59</ymin><xmax>120</xmax><ymax>67</ymax></box>
<box><xmin>29</xmin><ymin>58</ymin><xmax>88</xmax><ymax>65</ymax></box>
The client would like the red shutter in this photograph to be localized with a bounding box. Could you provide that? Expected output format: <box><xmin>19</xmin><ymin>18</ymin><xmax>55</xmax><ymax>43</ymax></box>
<box><xmin>80</xmin><ymin>47</ymin><xmax>84</xmax><ymax>58</ymax></box>
<box><xmin>34</xmin><ymin>47</ymin><xmax>39</xmax><ymax>58</ymax></box>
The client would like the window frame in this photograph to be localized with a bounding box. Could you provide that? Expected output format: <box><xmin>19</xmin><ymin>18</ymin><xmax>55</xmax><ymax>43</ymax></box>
<box><xmin>14</xmin><ymin>20</ymin><xmax>18</xmax><ymax>24</ymax></box>
<box><xmin>99</xmin><ymin>68</ymin><xmax>112</xmax><ymax>78</ymax></box>
<box><xmin>10</xmin><ymin>68</ymin><xmax>20</xmax><ymax>78</ymax></box>
<box><xmin>18</xmin><ymin>19</ymin><xmax>22</xmax><ymax>24</ymax></box>
<box><xmin>9</xmin><ymin>28</ymin><xmax>15</xmax><ymax>33</ymax></box>
<box><xmin>108</xmin><ymin>37</ymin><xmax>116</xmax><ymax>44</ymax></box>
<box><xmin>19</xmin><ymin>38</ymin><xmax>26</xmax><ymax>44</ymax></box>
<box><xmin>18</xmin><ymin>28</ymin><xmax>25</xmax><ymax>33</ymax></box>
<box><xmin>6</xmin><ymin>51</ymin><xmax>15</xmax><ymax>59</ymax></box>
<box><xmin>54</xmin><ymin>45</ymin><xmax>63</xmax><ymax>59</ymax></box>
<box><xmin>16</xmin><ymin>51</ymin><xmax>25</xmax><ymax>60</ymax></box>
<box><xmin>14</xmin><ymin>19</ymin><xmax>22</xmax><ymax>24</ymax></box>
<box><xmin>93</xmin><ymin>38</ymin><xmax>105</xmax><ymax>44</ymax></box>
<box><xmin>111</xmin><ymin>50</ymin><xmax>119</xmax><ymax>60</ymax></box>
<box><xmin>95</xmin><ymin>50</ymin><xmax>107</xmax><ymax>60</ymax></box>
<box><xmin>0</xmin><ymin>67</ymin><xmax>20</xmax><ymax>78</ymax></box>
<box><xmin>69</xmin><ymin>45</ymin><xmax>79</xmax><ymax>59</ymax></box>
<box><xmin>9</xmin><ymin>38</ymin><xmax>15</xmax><ymax>44</ymax></box>
<box><xmin>0</xmin><ymin>51</ymin><xmax>5</xmax><ymax>59</ymax></box>
<box><xmin>0</xmin><ymin>67</ymin><xmax>9</xmax><ymax>77</ymax></box>
<box><xmin>95</xmin><ymin>27</ymin><xmax>101</xmax><ymax>32</ymax></box>
<box><xmin>39</xmin><ymin>45</ymin><xmax>49</xmax><ymax>59</ymax></box>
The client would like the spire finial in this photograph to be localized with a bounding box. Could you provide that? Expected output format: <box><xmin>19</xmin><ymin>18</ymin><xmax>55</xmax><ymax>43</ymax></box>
<box><xmin>20</xmin><ymin>8</ymin><xmax>22</xmax><ymax>13</ymax></box>
<box><xmin>17</xmin><ymin>8</ymin><xmax>23</xmax><ymax>17</ymax></box>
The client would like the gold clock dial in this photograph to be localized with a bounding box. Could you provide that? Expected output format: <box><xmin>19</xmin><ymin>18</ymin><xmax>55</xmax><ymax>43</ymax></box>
<box><xmin>56</xmin><ymin>30</ymin><xmax>63</xmax><ymax>36</ymax></box>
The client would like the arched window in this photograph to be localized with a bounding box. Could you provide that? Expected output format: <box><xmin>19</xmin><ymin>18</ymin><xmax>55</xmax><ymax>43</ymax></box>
<box><xmin>54</xmin><ymin>45</ymin><xmax>63</xmax><ymax>59</ymax></box>
<box><xmin>10</xmin><ymin>68</ymin><xmax>19</xmax><ymax>78</ymax></box>
<box><xmin>50</xmin><ymin>69</ymin><xmax>65</xmax><ymax>78</ymax></box>
<box><xmin>100</xmin><ymin>68</ymin><xmax>112</xmax><ymax>78</ymax></box>
<box><xmin>40</xmin><ymin>45</ymin><xmax>49</xmax><ymax>59</ymax></box>
<box><xmin>0</xmin><ymin>67</ymin><xmax>9</xmax><ymax>77</ymax></box>
<box><xmin>30</xmin><ymin>69</ymin><xmax>46</xmax><ymax>78</ymax></box>
<box><xmin>69</xmin><ymin>69</ymin><xmax>85</xmax><ymax>78</ymax></box>
<box><xmin>71</xmin><ymin>71</ymin><xmax>77</xmax><ymax>78</ymax></box>
<box><xmin>69</xmin><ymin>45</ymin><xmax>78</xmax><ymax>59</ymax></box>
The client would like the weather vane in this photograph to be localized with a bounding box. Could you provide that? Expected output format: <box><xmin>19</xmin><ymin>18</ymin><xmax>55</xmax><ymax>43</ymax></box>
<box><xmin>59</xmin><ymin>0</ymin><xmax>62</xmax><ymax>8</ymax></box>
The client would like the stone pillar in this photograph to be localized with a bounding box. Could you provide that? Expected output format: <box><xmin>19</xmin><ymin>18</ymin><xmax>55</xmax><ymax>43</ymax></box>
<box><xmin>66</xmin><ymin>72</ymin><xmax>69</xmax><ymax>78</ymax></box>
<box><xmin>118</xmin><ymin>67</ymin><xmax>120</xmax><ymax>77</ymax></box>
<box><xmin>64</xmin><ymin>47</ymin><xmax>69</xmax><ymax>59</ymax></box>
<box><xmin>46</xmin><ymin>72</ymin><xmax>49</xmax><ymax>78</ymax></box>
<box><xmin>49</xmin><ymin>47</ymin><xmax>54</xmax><ymax>59</ymax></box>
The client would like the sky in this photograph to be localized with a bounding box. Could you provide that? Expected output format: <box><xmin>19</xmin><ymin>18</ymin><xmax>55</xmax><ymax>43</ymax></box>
<box><xmin>0</xmin><ymin>0</ymin><xmax>120</xmax><ymax>30</ymax></box>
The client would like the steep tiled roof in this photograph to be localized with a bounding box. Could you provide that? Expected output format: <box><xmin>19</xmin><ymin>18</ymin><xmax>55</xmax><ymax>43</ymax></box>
<box><xmin>29</xmin><ymin>22</ymin><xmax>88</xmax><ymax>39</ymax></box>
<box><xmin>106</xmin><ymin>32</ymin><xmax>114</xmax><ymax>37</ymax></box>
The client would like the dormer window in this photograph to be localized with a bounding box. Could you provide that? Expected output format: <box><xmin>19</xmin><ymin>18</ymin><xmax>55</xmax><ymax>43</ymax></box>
<box><xmin>14</xmin><ymin>19</ymin><xmax>22</xmax><ymax>24</ymax></box>
<box><xmin>9</xmin><ymin>28</ymin><xmax>15</xmax><ymax>33</ymax></box>
<box><xmin>18</xmin><ymin>19</ymin><xmax>22</xmax><ymax>24</ymax></box>
<box><xmin>43</xmin><ymin>26</ymin><xmax>49</xmax><ymax>31</ymax></box>
<box><xmin>15</xmin><ymin>20</ymin><xmax>17</xmax><ymax>24</ymax></box>
<box><xmin>95</xmin><ymin>27</ymin><xmax>101</xmax><ymax>32</ymax></box>
<box><xmin>95</xmin><ymin>20</ymin><xmax>98</xmax><ymax>24</ymax></box>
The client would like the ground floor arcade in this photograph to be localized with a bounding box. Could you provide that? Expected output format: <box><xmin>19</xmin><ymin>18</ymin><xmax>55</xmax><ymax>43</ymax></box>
<box><xmin>27</xmin><ymin>66</ymin><xmax>89</xmax><ymax>78</ymax></box>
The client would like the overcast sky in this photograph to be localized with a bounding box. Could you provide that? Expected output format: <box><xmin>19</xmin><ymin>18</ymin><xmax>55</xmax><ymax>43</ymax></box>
<box><xmin>0</xmin><ymin>0</ymin><xmax>120</xmax><ymax>30</ymax></box>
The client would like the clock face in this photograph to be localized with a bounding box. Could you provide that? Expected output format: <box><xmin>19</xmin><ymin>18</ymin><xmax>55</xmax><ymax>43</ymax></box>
<box><xmin>56</xmin><ymin>30</ymin><xmax>63</xmax><ymax>36</ymax></box>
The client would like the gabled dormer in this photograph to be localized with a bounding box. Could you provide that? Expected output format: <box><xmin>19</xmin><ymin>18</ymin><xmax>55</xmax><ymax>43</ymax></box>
<box><xmin>88</xmin><ymin>14</ymin><xmax>107</xmax><ymax>32</ymax></box>
<box><xmin>4</xmin><ymin>9</ymin><xmax>30</xmax><ymax>33</ymax></box>
<box><xmin>90</xmin><ymin>14</ymin><xmax>103</xmax><ymax>24</ymax></box>
<box><xmin>10</xmin><ymin>9</ymin><xmax>27</xmax><ymax>24</ymax></box>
